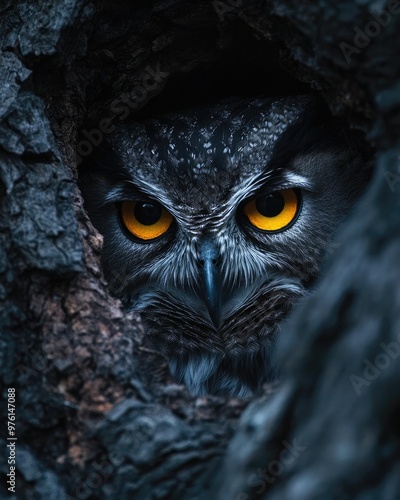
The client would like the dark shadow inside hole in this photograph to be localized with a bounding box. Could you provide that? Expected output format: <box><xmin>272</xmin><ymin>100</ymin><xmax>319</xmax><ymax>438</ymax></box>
<box><xmin>134</xmin><ymin>25</ymin><xmax>312</xmax><ymax>118</ymax></box>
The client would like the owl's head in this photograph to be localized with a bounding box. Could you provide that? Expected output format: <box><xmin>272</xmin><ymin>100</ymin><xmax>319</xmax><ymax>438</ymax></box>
<box><xmin>80</xmin><ymin>96</ymin><xmax>369</xmax><ymax>396</ymax></box>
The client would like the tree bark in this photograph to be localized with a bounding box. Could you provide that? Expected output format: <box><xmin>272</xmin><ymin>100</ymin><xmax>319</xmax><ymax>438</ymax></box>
<box><xmin>0</xmin><ymin>1</ymin><xmax>399</xmax><ymax>499</ymax></box>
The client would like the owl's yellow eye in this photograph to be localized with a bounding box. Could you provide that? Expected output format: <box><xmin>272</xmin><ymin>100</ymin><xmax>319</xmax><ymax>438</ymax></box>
<box><xmin>121</xmin><ymin>200</ymin><xmax>173</xmax><ymax>241</ymax></box>
<box><xmin>244</xmin><ymin>188</ymin><xmax>300</xmax><ymax>232</ymax></box>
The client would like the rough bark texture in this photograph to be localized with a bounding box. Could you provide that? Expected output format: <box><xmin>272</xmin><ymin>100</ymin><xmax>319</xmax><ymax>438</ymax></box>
<box><xmin>0</xmin><ymin>1</ymin><xmax>399</xmax><ymax>499</ymax></box>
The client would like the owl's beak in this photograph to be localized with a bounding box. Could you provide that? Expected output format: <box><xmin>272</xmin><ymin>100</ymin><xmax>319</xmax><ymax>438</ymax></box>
<box><xmin>199</xmin><ymin>239</ymin><xmax>222</xmax><ymax>328</ymax></box>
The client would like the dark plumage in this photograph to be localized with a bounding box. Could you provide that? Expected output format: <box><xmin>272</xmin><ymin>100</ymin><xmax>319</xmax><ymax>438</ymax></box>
<box><xmin>79</xmin><ymin>96</ymin><xmax>369</xmax><ymax>396</ymax></box>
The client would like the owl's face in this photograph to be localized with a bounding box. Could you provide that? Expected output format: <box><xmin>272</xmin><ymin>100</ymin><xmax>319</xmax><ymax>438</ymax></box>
<box><xmin>80</xmin><ymin>96</ymin><xmax>368</xmax><ymax>396</ymax></box>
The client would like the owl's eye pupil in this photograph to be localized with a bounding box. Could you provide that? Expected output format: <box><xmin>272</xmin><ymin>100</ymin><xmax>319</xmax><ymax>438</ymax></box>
<box><xmin>134</xmin><ymin>202</ymin><xmax>162</xmax><ymax>225</ymax></box>
<box><xmin>255</xmin><ymin>192</ymin><xmax>285</xmax><ymax>217</ymax></box>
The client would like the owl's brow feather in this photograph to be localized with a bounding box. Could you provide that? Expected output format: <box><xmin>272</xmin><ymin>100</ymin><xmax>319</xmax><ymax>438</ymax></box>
<box><xmin>101</xmin><ymin>178</ymin><xmax>177</xmax><ymax>209</ymax></box>
<box><xmin>101</xmin><ymin>168</ymin><xmax>313</xmax><ymax>212</ymax></box>
<box><xmin>234</xmin><ymin>169</ymin><xmax>313</xmax><ymax>203</ymax></box>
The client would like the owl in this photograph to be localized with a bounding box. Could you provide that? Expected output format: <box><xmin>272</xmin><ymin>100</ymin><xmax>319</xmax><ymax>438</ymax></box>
<box><xmin>79</xmin><ymin>95</ymin><xmax>369</xmax><ymax>397</ymax></box>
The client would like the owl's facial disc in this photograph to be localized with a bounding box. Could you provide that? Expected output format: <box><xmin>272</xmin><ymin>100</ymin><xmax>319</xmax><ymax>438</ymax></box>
<box><xmin>118</xmin><ymin>188</ymin><xmax>303</xmax><ymax>330</ymax></box>
<box><xmin>79</xmin><ymin>94</ymin><xmax>370</xmax><ymax>396</ymax></box>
